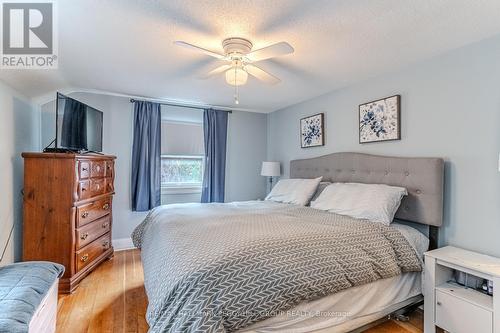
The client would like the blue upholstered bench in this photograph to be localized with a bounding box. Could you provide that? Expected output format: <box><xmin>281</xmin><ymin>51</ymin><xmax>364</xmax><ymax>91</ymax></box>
<box><xmin>0</xmin><ymin>261</ymin><xmax>64</xmax><ymax>333</ymax></box>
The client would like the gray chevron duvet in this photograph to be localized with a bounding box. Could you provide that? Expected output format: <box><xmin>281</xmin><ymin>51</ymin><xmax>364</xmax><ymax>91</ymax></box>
<box><xmin>131</xmin><ymin>201</ymin><xmax>421</xmax><ymax>333</ymax></box>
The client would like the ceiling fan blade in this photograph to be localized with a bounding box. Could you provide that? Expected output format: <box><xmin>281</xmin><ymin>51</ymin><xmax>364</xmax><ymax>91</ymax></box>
<box><xmin>245</xmin><ymin>64</ymin><xmax>280</xmax><ymax>84</ymax></box>
<box><xmin>246</xmin><ymin>42</ymin><xmax>294</xmax><ymax>62</ymax></box>
<box><xmin>199</xmin><ymin>64</ymin><xmax>232</xmax><ymax>79</ymax></box>
<box><xmin>174</xmin><ymin>41</ymin><xmax>225</xmax><ymax>60</ymax></box>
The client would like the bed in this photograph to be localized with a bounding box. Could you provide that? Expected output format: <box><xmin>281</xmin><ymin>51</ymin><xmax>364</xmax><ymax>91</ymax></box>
<box><xmin>132</xmin><ymin>152</ymin><xmax>444</xmax><ymax>333</ymax></box>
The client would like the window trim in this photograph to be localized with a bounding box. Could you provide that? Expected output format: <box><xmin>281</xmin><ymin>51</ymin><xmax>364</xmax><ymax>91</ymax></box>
<box><xmin>160</xmin><ymin>154</ymin><xmax>204</xmax><ymax>190</ymax></box>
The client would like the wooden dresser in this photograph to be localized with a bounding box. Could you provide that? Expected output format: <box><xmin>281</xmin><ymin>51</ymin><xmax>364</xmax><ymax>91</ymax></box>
<box><xmin>22</xmin><ymin>152</ymin><xmax>116</xmax><ymax>293</ymax></box>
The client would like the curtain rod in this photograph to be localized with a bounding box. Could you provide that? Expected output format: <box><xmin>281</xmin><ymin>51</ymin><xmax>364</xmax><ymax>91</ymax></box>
<box><xmin>129</xmin><ymin>98</ymin><xmax>232</xmax><ymax>113</ymax></box>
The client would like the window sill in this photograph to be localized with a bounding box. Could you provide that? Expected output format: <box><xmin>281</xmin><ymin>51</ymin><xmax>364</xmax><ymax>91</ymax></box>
<box><xmin>161</xmin><ymin>186</ymin><xmax>202</xmax><ymax>195</ymax></box>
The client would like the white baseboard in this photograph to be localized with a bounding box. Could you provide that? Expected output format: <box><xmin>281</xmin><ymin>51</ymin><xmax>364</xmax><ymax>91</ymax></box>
<box><xmin>112</xmin><ymin>237</ymin><xmax>136</xmax><ymax>251</ymax></box>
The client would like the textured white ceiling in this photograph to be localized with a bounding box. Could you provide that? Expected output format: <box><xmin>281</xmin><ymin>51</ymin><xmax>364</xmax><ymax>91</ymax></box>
<box><xmin>2</xmin><ymin>0</ymin><xmax>500</xmax><ymax>112</ymax></box>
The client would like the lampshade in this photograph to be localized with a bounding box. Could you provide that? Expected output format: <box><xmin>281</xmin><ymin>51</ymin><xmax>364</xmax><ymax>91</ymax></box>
<box><xmin>261</xmin><ymin>161</ymin><xmax>280</xmax><ymax>177</ymax></box>
<box><xmin>225</xmin><ymin>67</ymin><xmax>248</xmax><ymax>86</ymax></box>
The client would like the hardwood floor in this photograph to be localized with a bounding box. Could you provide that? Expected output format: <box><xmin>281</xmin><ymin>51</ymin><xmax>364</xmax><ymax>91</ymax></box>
<box><xmin>56</xmin><ymin>249</ymin><xmax>148</xmax><ymax>333</ymax></box>
<box><xmin>56</xmin><ymin>249</ymin><xmax>423</xmax><ymax>333</ymax></box>
<box><xmin>363</xmin><ymin>311</ymin><xmax>423</xmax><ymax>333</ymax></box>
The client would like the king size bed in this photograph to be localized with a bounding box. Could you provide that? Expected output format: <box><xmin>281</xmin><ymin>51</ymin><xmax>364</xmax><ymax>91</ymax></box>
<box><xmin>132</xmin><ymin>152</ymin><xmax>445</xmax><ymax>333</ymax></box>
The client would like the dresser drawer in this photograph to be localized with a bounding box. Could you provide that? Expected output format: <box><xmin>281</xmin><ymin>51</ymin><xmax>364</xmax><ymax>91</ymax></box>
<box><xmin>90</xmin><ymin>178</ymin><xmax>106</xmax><ymax>197</ymax></box>
<box><xmin>78</xmin><ymin>180</ymin><xmax>91</xmax><ymax>200</ymax></box>
<box><xmin>105</xmin><ymin>178</ymin><xmax>114</xmax><ymax>194</ymax></box>
<box><xmin>78</xmin><ymin>160</ymin><xmax>91</xmax><ymax>179</ymax></box>
<box><xmin>75</xmin><ymin>233</ymin><xmax>111</xmax><ymax>272</ymax></box>
<box><xmin>76</xmin><ymin>197</ymin><xmax>112</xmax><ymax>227</ymax></box>
<box><xmin>105</xmin><ymin>160</ymin><xmax>114</xmax><ymax>178</ymax></box>
<box><xmin>435</xmin><ymin>289</ymin><xmax>492</xmax><ymax>333</ymax></box>
<box><xmin>78</xmin><ymin>179</ymin><xmax>111</xmax><ymax>201</ymax></box>
<box><xmin>76</xmin><ymin>215</ymin><xmax>111</xmax><ymax>249</ymax></box>
<box><xmin>79</xmin><ymin>160</ymin><xmax>108</xmax><ymax>179</ymax></box>
<box><xmin>90</xmin><ymin>161</ymin><xmax>106</xmax><ymax>178</ymax></box>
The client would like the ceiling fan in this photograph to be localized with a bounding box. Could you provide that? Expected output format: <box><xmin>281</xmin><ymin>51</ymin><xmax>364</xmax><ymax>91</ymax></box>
<box><xmin>174</xmin><ymin>37</ymin><xmax>294</xmax><ymax>104</ymax></box>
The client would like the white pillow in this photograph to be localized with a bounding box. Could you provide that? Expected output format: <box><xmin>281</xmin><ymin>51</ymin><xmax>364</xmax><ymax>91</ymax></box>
<box><xmin>265</xmin><ymin>177</ymin><xmax>322</xmax><ymax>206</ymax></box>
<box><xmin>311</xmin><ymin>182</ymin><xmax>408</xmax><ymax>225</ymax></box>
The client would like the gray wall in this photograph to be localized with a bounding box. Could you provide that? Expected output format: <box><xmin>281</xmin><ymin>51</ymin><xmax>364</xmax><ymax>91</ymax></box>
<box><xmin>268</xmin><ymin>34</ymin><xmax>500</xmax><ymax>257</ymax></box>
<box><xmin>0</xmin><ymin>80</ymin><xmax>39</xmax><ymax>265</ymax></box>
<box><xmin>41</xmin><ymin>92</ymin><xmax>267</xmax><ymax>242</ymax></box>
<box><xmin>226</xmin><ymin>111</ymin><xmax>268</xmax><ymax>201</ymax></box>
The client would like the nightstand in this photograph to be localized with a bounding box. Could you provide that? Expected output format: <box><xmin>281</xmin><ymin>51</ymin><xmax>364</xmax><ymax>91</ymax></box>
<box><xmin>424</xmin><ymin>246</ymin><xmax>500</xmax><ymax>333</ymax></box>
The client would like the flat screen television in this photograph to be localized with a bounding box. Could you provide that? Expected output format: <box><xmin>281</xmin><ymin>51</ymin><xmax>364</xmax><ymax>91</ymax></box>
<box><xmin>56</xmin><ymin>93</ymin><xmax>103</xmax><ymax>152</ymax></box>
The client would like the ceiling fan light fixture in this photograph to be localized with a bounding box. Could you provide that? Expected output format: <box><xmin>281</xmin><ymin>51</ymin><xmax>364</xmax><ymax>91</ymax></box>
<box><xmin>174</xmin><ymin>37</ymin><xmax>294</xmax><ymax>103</ymax></box>
<box><xmin>225</xmin><ymin>67</ymin><xmax>248</xmax><ymax>86</ymax></box>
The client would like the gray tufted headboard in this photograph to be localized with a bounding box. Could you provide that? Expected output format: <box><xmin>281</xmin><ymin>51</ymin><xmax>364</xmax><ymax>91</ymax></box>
<box><xmin>290</xmin><ymin>152</ymin><xmax>444</xmax><ymax>227</ymax></box>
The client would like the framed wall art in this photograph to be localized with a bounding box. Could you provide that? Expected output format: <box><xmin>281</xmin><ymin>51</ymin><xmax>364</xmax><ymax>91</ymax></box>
<box><xmin>359</xmin><ymin>95</ymin><xmax>401</xmax><ymax>143</ymax></box>
<box><xmin>300</xmin><ymin>113</ymin><xmax>324</xmax><ymax>148</ymax></box>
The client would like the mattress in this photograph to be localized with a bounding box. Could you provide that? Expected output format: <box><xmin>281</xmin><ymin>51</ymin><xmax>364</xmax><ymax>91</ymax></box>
<box><xmin>242</xmin><ymin>223</ymin><xmax>428</xmax><ymax>333</ymax></box>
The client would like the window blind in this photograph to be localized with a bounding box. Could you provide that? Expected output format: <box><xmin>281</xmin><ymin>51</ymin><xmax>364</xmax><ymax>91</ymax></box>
<box><xmin>161</xmin><ymin>122</ymin><xmax>204</xmax><ymax>156</ymax></box>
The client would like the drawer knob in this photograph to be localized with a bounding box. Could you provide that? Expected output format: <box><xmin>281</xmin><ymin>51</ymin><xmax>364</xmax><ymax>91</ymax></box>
<box><xmin>80</xmin><ymin>254</ymin><xmax>89</xmax><ymax>262</ymax></box>
<box><xmin>102</xmin><ymin>203</ymin><xmax>110</xmax><ymax>210</ymax></box>
<box><xmin>102</xmin><ymin>222</ymin><xmax>109</xmax><ymax>229</ymax></box>
<box><xmin>81</xmin><ymin>212</ymin><xmax>89</xmax><ymax>218</ymax></box>
<box><xmin>102</xmin><ymin>241</ymin><xmax>109</xmax><ymax>248</ymax></box>
<box><xmin>82</xmin><ymin>167</ymin><xmax>88</xmax><ymax>171</ymax></box>
<box><xmin>80</xmin><ymin>233</ymin><xmax>89</xmax><ymax>240</ymax></box>
<box><xmin>437</xmin><ymin>301</ymin><xmax>442</xmax><ymax>306</ymax></box>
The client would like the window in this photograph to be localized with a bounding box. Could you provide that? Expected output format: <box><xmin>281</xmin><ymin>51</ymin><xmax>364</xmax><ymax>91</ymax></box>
<box><xmin>161</xmin><ymin>155</ymin><xmax>204</xmax><ymax>188</ymax></box>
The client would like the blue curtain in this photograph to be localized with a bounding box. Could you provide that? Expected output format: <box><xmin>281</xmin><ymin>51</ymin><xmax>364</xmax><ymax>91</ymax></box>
<box><xmin>131</xmin><ymin>101</ymin><xmax>161</xmax><ymax>211</ymax></box>
<box><xmin>201</xmin><ymin>109</ymin><xmax>228</xmax><ymax>203</ymax></box>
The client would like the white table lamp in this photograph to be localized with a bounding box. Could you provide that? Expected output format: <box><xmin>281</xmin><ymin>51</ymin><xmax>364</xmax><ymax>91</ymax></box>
<box><xmin>261</xmin><ymin>161</ymin><xmax>280</xmax><ymax>191</ymax></box>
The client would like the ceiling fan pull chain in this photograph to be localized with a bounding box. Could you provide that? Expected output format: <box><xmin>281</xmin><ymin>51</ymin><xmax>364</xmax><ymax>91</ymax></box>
<box><xmin>234</xmin><ymin>85</ymin><xmax>239</xmax><ymax>105</ymax></box>
<box><xmin>236</xmin><ymin>84</ymin><xmax>239</xmax><ymax>104</ymax></box>
<box><xmin>234</xmin><ymin>67</ymin><xmax>240</xmax><ymax>105</ymax></box>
